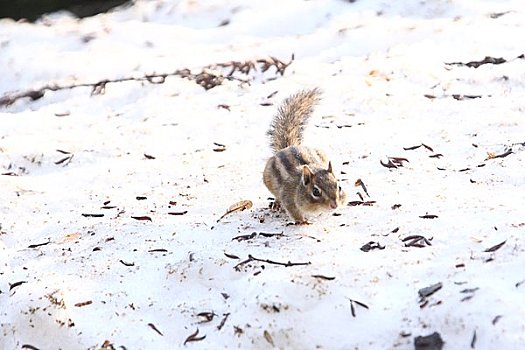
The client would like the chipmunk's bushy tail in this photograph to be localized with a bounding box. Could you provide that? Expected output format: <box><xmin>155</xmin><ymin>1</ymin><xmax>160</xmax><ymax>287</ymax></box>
<box><xmin>267</xmin><ymin>88</ymin><xmax>322</xmax><ymax>153</ymax></box>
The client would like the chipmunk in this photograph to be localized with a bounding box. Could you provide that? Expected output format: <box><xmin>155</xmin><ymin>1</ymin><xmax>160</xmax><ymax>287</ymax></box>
<box><xmin>263</xmin><ymin>88</ymin><xmax>346</xmax><ymax>224</ymax></box>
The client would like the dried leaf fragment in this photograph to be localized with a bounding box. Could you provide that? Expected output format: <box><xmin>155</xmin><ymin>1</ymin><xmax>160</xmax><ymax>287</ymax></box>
<box><xmin>484</xmin><ymin>240</ymin><xmax>506</xmax><ymax>252</ymax></box>
<box><xmin>403</xmin><ymin>144</ymin><xmax>421</xmax><ymax>151</ymax></box>
<box><xmin>184</xmin><ymin>328</ymin><xmax>206</xmax><ymax>345</ymax></box>
<box><xmin>452</xmin><ymin>94</ymin><xmax>482</xmax><ymax>100</ymax></box>
<box><xmin>213</xmin><ymin>142</ymin><xmax>227</xmax><ymax>152</ymax></box>
<box><xmin>196</xmin><ymin>312</ymin><xmax>216</xmax><ymax>323</ymax></box>
<box><xmin>348</xmin><ymin>200</ymin><xmax>376</xmax><ymax>207</ymax></box>
<box><xmin>492</xmin><ymin>315</ymin><xmax>503</xmax><ymax>325</ymax></box>
<box><xmin>355</xmin><ymin>178</ymin><xmax>370</xmax><ymax>197</ymax></box>
<box><xmin>380</xmin><ymin>159</ymin><xmax>398</xmax><ymax>168</ymax></box>
<box><xmin>9</xmin><ymin>281</ymin><xmax>27</xmax><ymax>291</ymax></box>
<box><xmin>402</xmin><ymin>235</ymin><xmax>432</xmax><ymax>248</ymax></box>
<box><xmin>429</xmin><ymin>153</ymin><xmax>443</xmax><ymax>158</ymax></box>
<box><xmin>414</xmin><ymin>332</ymin><xmax>444</xmax><ymax>350</ymax></box>
<box><xmin>148</xmin><ymin>248</ymin><xmax>168</xmax><ymax>253</ymax></box>
<box><xmin>360</xmin><ymin>241</ymin><xmax>385</xmax><ymax>252</ymax></box>
<box><xmin>55</xmin><ymin>154</ymin><xmax>74</xmax><ymax>165</ymax></box>
<box><xmin>422</xmin><ymin>144</ymin><xmax>434</xmax><ymax>152</ymax></box>
<box><xmin>168</xmin><ymin>211</ymin><xmax>188</xmax><ymax>216</ymax></box>
<box><xmin>82</xmin><ymin>213</ymin><xmax>104</xmax><ymax>218</ymax></box>
<box><xmin>446</xmin><ymin>56</ymin><xmax>506</xmax><ymax>68</ymax></box>
<box><xmin>57</xmin><ymin>232</ymin><xmax>81</xmax><ymax>244</ymax></box>
<box><xmin>21</xmin><ymin>345</ymin><xmax>40</xmax><ymax>350</ymax></box>
<box><xmin>419</xmin><ymin>214</ymin><xmax>438</xmax><ymax>219</ymax></box>
<box><xmin>218</xmin><ymin>200</ymin><xmax>253</xmax><ymax>222</ymax></box>
<box><xmin>471</xmin><ymin>330</ymin><xmax>477</xmax><ymax>348</ymax></box>
<box><xmin>131</xmin><ymin>215</ymin><xmax>152</xmax><ymax>221</ymax></box>
<box><xmin>312</xmin><ymin>275</ymin><xmax>336</xmax><ymax>280</ymax></box>
<box><xmin>119</xmin><ymin>260</ymin><xmax>135</xmax><ymax>267</ymax></box>
<box><xmin>263</xmin><ymin>330</ymin><xmax>275</xmax><ymax>346</ymax></box>
<box><xmin>381</xmin><ymin>157</ymin><xmax>409</xmax><ymax>169</ymax></box>
<box><xmin>224</xmin><ymin>252</ymin><xmax>240</xmax><ymax>259</ymax></box>
<box><xmin>74</xmin><ymin>300</ymin><xmax>93</xmax><ymax>307</ymax></box>
<box><xmin>486</xmin><ymin>149</ymin><xmax>513</xmax><ymax>160</ymax></box>
<box><xmin>232</xmin><ymin>232</ymin><xmax>256</xmax><ymax>242</ymax></box>
<box><xmin>28</xmin><ymin>241</ymin><xmax>50</xmax><ymax>249</ymax></box>
<box><xmin>217</xmin><ymin>313</ymin><xmax>230</xmax><ymax>330</ymax></box>
<box><xmin>148</xmin><ymin>323</ymin><xmax>163</xmax><ymax>336</ymax></box>
<box><xmin>347</xmin><ymin>298</ymin><xmax>369</xmax><ymax>317</ymax></box>
<box><xmin>418</xmin><ymin>282</ymin><xmax>443</xmax><ymax>299</ymax></box>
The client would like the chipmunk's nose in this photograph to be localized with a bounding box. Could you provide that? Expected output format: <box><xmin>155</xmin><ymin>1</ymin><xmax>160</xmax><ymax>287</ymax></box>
<box><xmin>330</xmin><ymin>200</ymin><xmax>338</xmax><ymax>209</ymax></box>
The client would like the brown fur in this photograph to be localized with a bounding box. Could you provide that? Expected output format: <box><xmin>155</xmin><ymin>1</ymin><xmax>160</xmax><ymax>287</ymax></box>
<box><xmin>263</xmin><ymin>89</ymin><xmax>346</xmax><ymax>223</ymax></box>
<box><xmin>267</xmin><ymin>88</ymin><xmax>321</xmax><ymax>153</ymax></box>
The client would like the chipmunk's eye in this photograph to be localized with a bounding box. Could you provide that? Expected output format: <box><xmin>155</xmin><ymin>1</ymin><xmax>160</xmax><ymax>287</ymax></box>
<box><xmin>312</xmin><ymin>186</ymin><xmax>321</xmax><ymax>198</ymax></box>
<box><xmin>338</xmin><ymin>186</ymin><xmax>342</xmax><ymax>193</ymax></box>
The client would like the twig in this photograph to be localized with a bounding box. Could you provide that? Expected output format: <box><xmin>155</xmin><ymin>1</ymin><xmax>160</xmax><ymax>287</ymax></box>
<box><xmin>1</xmin><ymin>55</ymin><xmax>295</xmax><ymax>107</ymax></box>
<box><xmin>233</xmin><ymin>254</ymin><xmax>310</xmax><ymax>271</ymax></box>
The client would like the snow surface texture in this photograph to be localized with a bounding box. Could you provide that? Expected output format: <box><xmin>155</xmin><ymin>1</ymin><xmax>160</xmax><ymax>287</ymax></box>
<box><xmin>1</xmin><ymin>0</ymin><xmax>525</xmax><ymax>349</ymax></box>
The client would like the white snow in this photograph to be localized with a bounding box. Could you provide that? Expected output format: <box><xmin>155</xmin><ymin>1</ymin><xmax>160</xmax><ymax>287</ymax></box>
<box><xmin>1</xmin><ymin>0</ymin><xmax>525</xmax><ymax>349</ymax></box>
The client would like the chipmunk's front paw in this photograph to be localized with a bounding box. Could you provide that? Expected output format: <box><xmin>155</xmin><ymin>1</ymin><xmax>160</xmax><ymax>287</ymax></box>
<box><xmin>294</xmin><ymin>220</ymin><xmax>312</xmax><ymax>225</ymax></box>
<box><xmin>270</xmin><ymin>200</ymin><xmax>282</xmax><ymax>211</ymax></box>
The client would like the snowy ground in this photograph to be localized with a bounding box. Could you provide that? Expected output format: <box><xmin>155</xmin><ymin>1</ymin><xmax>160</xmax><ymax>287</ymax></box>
<box><xmin>1</xmin><ymin>0</ymin><xmax>525</xmax><ymax>349</ymax></box>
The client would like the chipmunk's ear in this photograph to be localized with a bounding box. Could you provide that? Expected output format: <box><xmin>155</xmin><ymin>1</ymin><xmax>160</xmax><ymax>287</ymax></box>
<box><xmin>302</xmin><ymin>165</ymin><xmax>313</xmax><ymax>186</ymax></box>
<box><xmin>327</xmin><ymin>161</ymin><xmax>333</xmax><ymax>174</ymax></box>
